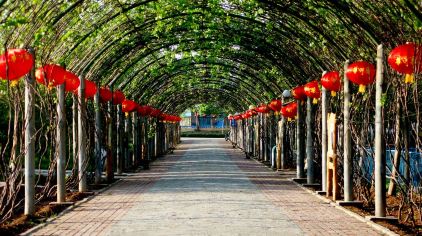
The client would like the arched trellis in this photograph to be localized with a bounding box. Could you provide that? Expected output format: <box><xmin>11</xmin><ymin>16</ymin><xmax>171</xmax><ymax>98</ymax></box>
<box><xmin>2</xmin><ymin>0</ymin><xmax>416</xmax><ymax>108</ymax></box>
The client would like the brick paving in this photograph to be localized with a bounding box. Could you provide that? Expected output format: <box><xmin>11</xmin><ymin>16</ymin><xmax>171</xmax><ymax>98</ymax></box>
<box><xmin>27</xmin><ymin>138</ymin><xmax>381</xmax><ymax>236</ymax></box>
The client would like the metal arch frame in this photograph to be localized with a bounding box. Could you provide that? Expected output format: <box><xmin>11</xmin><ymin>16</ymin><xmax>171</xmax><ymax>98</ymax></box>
<box><xmin>49</xmin><ymin>5</ymin><xmax>337</xmax><ymax>85</ymax></box>
<box><xmin>128</xmin><ymin>60</ymin><xmax>280</xmax><ymax>100</ymax></box>
<box><xmin>97</xmin><ymin>35</ymin><xmax>296</xmax><ymax>89</ymax></box>
<box><xmin>156</xmin><ymin>87</ymin><xmax>251</xmax><ymax>114</ymax></box>
<box><xmin>91</xmin><ymin>23</ymin><xmax>321</xmax><ymax>87</ymax></box>
<box><xmin>146</xmin><ymin>78</ymin><xmax>261</xmax><ymax>108</ymax></box>
<box><xmin>117</xmin><ymin>47</ymin><xmax>285</xmax><ymax>91</ymax></box>
<box><xmin>136</xmin><ymin>69</ymin><xmax>265</xmax><ymax>103</ymax></box>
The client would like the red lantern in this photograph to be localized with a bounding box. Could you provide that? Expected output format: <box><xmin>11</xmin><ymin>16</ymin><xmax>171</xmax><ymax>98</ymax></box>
<box><xmin>112</xmin><ymin>90</ymin><xmax>125</xmax><ymax>105</ymax></box>
<box><xmin>246</xmin><ymin>109</ymin><xmax>257</xmax><ymax>117</ymax></box>
<box><xmin>388</xmin><ymin>43</ymin><xmax>422</xmax><ymax>83</ymax></box>
<box><xmin>268</xmin><ymin>99</ymin><xmax>282</xmax><ymax>114</ymax></box>
<box><xmin>35</xmin><ymin>64</ymin><xmax>66</xmax><ymax>88</ymax></box>
<box><xmin>256</xmin><ymin>104</ymin><xmax>270</xmax><ymax>113</ymax></box>
<box><xmin>99</xmin><ymin>87</ymin><xmax>112</xmax><ymax>102</ymax></box>
<box><xmin>321</xmin><ymin>71</ymin><xmax>341</xmax><ymax>96</ymax></box>
<box><xmin>291</xmin><ymin>85</ymin><xmax>307</xmax><ymax>100</ymax></box>
<box><xmin>234</xmin><ymin>115</ymin><xmax>242</xmax><ymax>120</ymax></box>
<box><xmin>0</xmin><ymin>49</ymin><xmax>34</xmax><ymax>81</ymax></box>
<box><xmin>160</xmin><ymin>113</ymin><xmax>168</xmax><ymax>121</ymax></box>
<box><xmin>228</xmin><ymin>115</ymin><xmax>233</xmax><ymax>120</ymax></box>
<box><xmin>73</xmin><ymin>79</ymin><xmax>97</xmax><ymax>99</ymax></box>
<box><xmin>64</xmin><ymin>71</ymin><xmax>80</xmax><ymax>92</ymax></box>
<box><xmin>150</xmin><ymin>108</ymin><xmax>162</xmax><ymax>117</ymax></box>
<box><xmin>281</xmin><ymin>102</ymin><xmax>297</xmax><ymax>120</ymax></box>
<box><xmin>346</xmin><ymin>61</ymin><xmax>376</xmax><ymax>93</ymax></box>
<box><xmin>137</xmin><ymin>105</ymin><xmax>152</xmax><ymax>117</ymax></box>
<box><xmin>122</xmin><ymin>99</ymin><xmax>138</xmax><ymax>113</ymax></box>
<box><xmin>85</xmin><ymin>80</ymin><xmax>97</xmax><ymax>99</ymax></box>
<box><xmin>304</xmin><ymin>80</ymin><xmax>321</xmax><ymax>104</ymax></box>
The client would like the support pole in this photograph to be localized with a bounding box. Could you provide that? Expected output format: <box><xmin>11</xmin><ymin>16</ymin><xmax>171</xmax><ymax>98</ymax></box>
<box><xmin>344</xmin><ymin>60</ymin><xmax>353</xmax><ymax>202</ymax></box>
<box><xmin>124</xmin><ymin>114</ymin><xmax>130</xmax><ymax>169</ymax></box>
<box><xmin>133</xmin><ymin>112</ymin><xmax>138</xmax><ymax>168</ymax></box>
<box><xmin>306</xmin><ymin>97</ymin><xmax>314</xmax><ymax>184</ymax></box>
<box><xmin>72</xmin><ymin>94</ymin><xmax>78</xmax><ymax>177</ymax></box>
<box><xmin>259</xmin><ymin>113</ymin><xmax>264</xmax><ymax>160</ymax></box>
<box><xmin>297</xmin><ymin>100</ymin><xmax>305</xmax><ymax>178</ymax></box>
<box><xmin>78</xmin><ymin>76</ymin><xmax>87</xmax><ymax>192</ymax></box>
<box><xmin>116</xmin><ymin>105</ymin><xmax>123</xmax><ymax>174</ymax></box>
<box><xmin>154</xmin><ymin>123</ymin><xmax>158</xmax><ymax>158</ymax></box>
<box><xmin>94</xmin><ymin>85</ymin><xmax>102</xmax><ymax>184</ymax></box>
<box><xmin>264</xmin><ymin>114</ymin><xmax>268</xmax><ymax>161</ymax></box>
<box><xmin>375</xmin><ymin>44</ymin><xmax>386</xmax><ymax>217</ymax></box>
<box><xmin>280</xmin><ymin>100</ymin><xmax>286</xmax><ymax>169</ymax></box>
<box><xmin>24</xmin><ymin>47</ymin><xmax>35</xmax><ymax>215</ymax></box>
<box><xmin>56</xmin><ymin>84</ymin><xmax>66</xmax><ymax>202</ymax></box>
<box><xmin>106</xmin><ymin>101</ymin><xmax>114</xmax><ymax>182</ymax></box>
<box><xmin>321</xmin><ymin>77</ymin><xmax>328</xmax><ymax>192</ymax></box>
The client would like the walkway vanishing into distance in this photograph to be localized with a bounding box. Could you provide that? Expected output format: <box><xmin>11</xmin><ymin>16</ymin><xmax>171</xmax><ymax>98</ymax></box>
<box><xmin>27</xmin><ymin>138</ymin><xmax>380</xmax><ymax>236</ymax></box>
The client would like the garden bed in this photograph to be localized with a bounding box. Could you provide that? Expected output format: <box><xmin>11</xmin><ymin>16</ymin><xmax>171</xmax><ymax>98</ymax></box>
<box><xmin>0</xmin><ymin>179</ymin><xmax>118</xmax><ymax>236</ymax></box>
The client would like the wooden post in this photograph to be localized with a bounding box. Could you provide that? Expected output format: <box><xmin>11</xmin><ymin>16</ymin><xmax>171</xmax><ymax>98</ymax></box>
<box><xmin>321</xmin><ymin>75</ymin><xmax>328</xmax><ymax>192</ymax></box>
<box><xmin>78</xmin><ymin>76</ymin><xmax>87</xmax><ymax>192</ymax></box>
<box><xmin>24</xmin><ymin>47</ymin><xmax>36</xmax><ymax>215</ymax></box>
<box><xmin>94</xmin><ymin>85</ymin><xmax>102</xmax><ymax>184</ymax></box>
<box><xmin>116</xmin><ymin>105</ymin><xmax>123</xmax><ymax>174</ymax></box>
<box><xmin>56</xmin><ymin>84</ymin><xmax>66</xmax><ymax>202</ymax></box>
<box><xmin>306</xmin><ymin>97</ymin><xmax>314</xmax><ymax>184</ymax></box>
<box><xmin>326</xmin><ymin>113</ymin><xmax>339</xmax><ymax>200</ymax></box>
<box><xmin>297</xmin><ymin>100</ymin><xmax>305</xmax><ymax>178</ymax></box>
<box><xmin>374</xmin><ymin>44</ymin><xmax>386</xmax><ymax>217</ymax></box>
<box><xmin>343</xmin><ymin>60</ymin><xmax>353</xmax><ymax>202</ymax></box>
<box><xmin>106</xmin><ymin>101</ymin><xmax>114</xmax><ymax>182</ymax></box>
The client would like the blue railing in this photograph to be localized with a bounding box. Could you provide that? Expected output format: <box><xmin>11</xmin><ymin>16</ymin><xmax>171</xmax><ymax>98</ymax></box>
<box><xmin>360</xmin><ymin>147</ymin><xmax>421</xmax><ymax>187</ymax></box>
<box><xmin>181</xmin><ymin>117</ymin><xmax>227</xmax><ymax>129</ymax></box>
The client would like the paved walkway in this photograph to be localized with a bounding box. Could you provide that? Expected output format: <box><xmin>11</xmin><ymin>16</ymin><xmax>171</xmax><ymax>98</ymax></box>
<box><xmin>28</xmin><ymin>138</ymin><xmax>381</xmax><ymax>236</ymax></box>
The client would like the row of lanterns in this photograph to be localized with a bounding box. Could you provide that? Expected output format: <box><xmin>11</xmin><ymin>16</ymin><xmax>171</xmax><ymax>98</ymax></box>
<box><xmin>228</xmin><ymin>42</ymin><xmax>421</xmax><ymax>121</ymax></box>
<box><xmin>0</xmin><ymin>49</ymin><xmax>181</xmax><ymax>122</ymax></box>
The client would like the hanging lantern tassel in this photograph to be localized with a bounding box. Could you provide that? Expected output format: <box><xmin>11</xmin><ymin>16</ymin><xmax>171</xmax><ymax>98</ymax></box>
<box><xmin>125</xmin><ymin>112</ymin><xmax>129</xmax><ymax>117</ymax></box>
<box><xmin>275</xmin><ymin>111</ymin><xmax>279</xmax><ymax>116</ymax></box>
<box><xmin>312</xmin><ymin>98</ymin><xmax>318</xmax><ymax>104</ymax></box>
<box><xmin>358</xmin><ymin>84</ymin><xmax>366</xmax><ymax>93</ymax></box>
<box><xmin>10</xmin><ymin>80</ymin><xmax>19</xmax><ymax>87</ymax></box>
<box><xmin>331</xmin><ymin>91</ymin><xmax>337</xmax><ymax>97</ymax></box>
<box><xmin>287</xmin><ymin>117</ymin><xmax>292</xmax><ymax>122</ymax></box>
<box><xmin>404</xmin><ymin>73</ymin><xmax>414</xmax><ymax>84</ymax></box>
<box><xmin>48</xmin><ymin>82</ymin><xmax>54</xmax><ymax>89</ymax></box>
